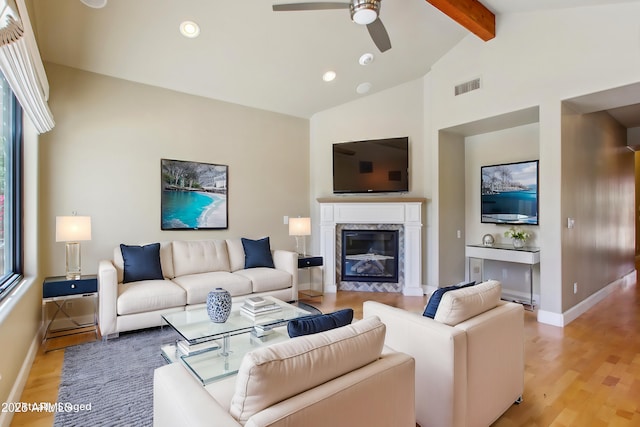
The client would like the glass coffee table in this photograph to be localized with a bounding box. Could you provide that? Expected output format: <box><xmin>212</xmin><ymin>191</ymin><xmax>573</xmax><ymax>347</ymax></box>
<box><xmin>160</xmin><ymin>296</ymin><xmax>312</xmax><ymax>384</ymax></box>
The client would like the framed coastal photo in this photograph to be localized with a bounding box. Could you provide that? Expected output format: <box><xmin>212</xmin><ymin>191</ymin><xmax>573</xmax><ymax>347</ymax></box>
<box><xmin>161</xmin><ymin>159</ymin><xmax>228</xmax><ymax>230</ymax></box>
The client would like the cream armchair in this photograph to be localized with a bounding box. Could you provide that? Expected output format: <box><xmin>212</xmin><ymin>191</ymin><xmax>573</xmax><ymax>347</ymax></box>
<box><xmin>153</xmin><ymin>316</ymin><xmax>416</xmax><ymax>427</ymax></box>
<box><xmin>363</xmin><ymin>280</ymin><xmax>524</xmax><ymax>427</ymax></box>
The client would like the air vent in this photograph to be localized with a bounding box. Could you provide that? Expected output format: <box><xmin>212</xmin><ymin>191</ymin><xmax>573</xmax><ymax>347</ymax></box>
<box><xmin>455</xmin><ymin>78</ymin><xmax>481</xmax><ymax>96</ymax></box>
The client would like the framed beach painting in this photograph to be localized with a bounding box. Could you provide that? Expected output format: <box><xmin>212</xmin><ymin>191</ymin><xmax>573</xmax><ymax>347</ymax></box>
<box><xmin>161</xmin><ymin>159</ymin><xmax>228</xmax><ymax>230</ymax></box>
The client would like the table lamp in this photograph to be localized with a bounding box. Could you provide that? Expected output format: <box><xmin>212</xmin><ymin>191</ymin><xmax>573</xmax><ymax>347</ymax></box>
<box><xmin>288</xmin><ymin>217</ymin><xmax>310</xmax><ymax>257</ymax></box>
<box><xmin>56</xmin><ymin>215</ymin><xmax>92</xmax><ymax>279</ymax></box>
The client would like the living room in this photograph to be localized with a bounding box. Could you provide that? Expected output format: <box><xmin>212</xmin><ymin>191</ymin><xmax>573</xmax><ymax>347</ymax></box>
<box><xmin>1</xmin><ymin>0</ymin><xmax>640</xmax><ymax>426</ymax></box>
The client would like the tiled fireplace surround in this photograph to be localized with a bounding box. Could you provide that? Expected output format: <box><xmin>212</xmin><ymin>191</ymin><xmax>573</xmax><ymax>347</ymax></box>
<box><xmin>318</xmin><ymin>199</ymin><xmax>425</xmax><ymax>296</ymax></box>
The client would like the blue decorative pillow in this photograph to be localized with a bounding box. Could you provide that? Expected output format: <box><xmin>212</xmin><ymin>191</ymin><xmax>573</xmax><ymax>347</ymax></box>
<box><xmin>120</xmin><ymin>243</ymin><xmax>164</xmax><ymax>284</ymax></box>
<box><xmin>423</xmin><ymin>281</ymin><xmax>476</xmax><ymax>318</ymax></box>
<box><xmin>287</xmin><ymin>308</ymin><xmax>354</xmax><ymax>338</ymax></box>
<box><xmin>241</xmin><ymin>237</ymin><xmax>275</xmax><ymax>269</ymax></box>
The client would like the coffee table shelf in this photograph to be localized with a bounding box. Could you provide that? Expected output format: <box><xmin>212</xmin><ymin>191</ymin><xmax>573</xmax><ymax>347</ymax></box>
<box><xmin>160</xmin><ymin>296</ymin><xmax>312</xmax><ymax>384</ymax></box>
<box><xmin>162</xmin><ymin>329</ymin><xmax>291</xmax><ymax>384</ymax></box>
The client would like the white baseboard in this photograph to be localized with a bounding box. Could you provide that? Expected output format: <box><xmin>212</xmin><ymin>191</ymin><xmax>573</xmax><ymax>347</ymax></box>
<box><xmin>536</xmin><ymin>309</ymin><xmax>565</xmax><ymax>327</ymax></box>
<box><xmin>403</xmin><ymin>286</ymin><xmax>425</xmax><ymax>297</ymax></box>
<box><xmin>0</xmin><ymin>333</ymin><xmax>40</xmax><ymax>427</ymax></box>
<box><xmin>537</xmin><ymin>270</ymin><xmax>636</xmax><ymax>327</ymax></box>
<box><xmin>324</xmin><ymin>285</ymin><xmax>338</xmax><ymax>293</ymax></box>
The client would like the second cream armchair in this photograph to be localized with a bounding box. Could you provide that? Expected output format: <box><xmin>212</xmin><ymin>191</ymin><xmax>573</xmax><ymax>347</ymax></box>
<box><xmin>363</xmin><ymin>280</ymin><xmax>524</xmax><ymax>427</ymax></box>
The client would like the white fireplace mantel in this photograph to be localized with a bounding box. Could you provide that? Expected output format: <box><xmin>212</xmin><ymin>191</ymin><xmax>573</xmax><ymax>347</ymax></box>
<box><xmin>318</xmin><ymin>199</ymin><xmax>425</xmax><ymax>296</ymax></box>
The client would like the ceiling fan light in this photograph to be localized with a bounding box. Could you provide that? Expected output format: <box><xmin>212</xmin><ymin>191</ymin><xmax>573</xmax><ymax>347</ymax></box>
<box><xmin>350</xmin><ymin>0</ymin><xmax>379</xmax><ymax>25</ymax></box>
<box><xmin>80</xmin><ymin>0</ymin><xmax>107</xmax><ymax>8</ymax></box>
<box><xmin>352</xmin><ymin>9</ymin><xmax>376</xmax><ymax>25</ymax></box>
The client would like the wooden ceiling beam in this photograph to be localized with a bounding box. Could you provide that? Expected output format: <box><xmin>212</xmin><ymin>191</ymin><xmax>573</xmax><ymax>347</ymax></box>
<box><xmin>425</xmin><ymin>0</ymin><xmax>495</xmax><ymax>41</ymax></box>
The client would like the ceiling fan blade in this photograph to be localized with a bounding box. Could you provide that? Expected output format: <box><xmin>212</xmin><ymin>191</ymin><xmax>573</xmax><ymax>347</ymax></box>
<box><xmin>366</xmin><ymin>18</ymin><xmax>391</xmax><ymax>53</ymax></box>
<box><xmin>273</xmin><ymin>2</ymin><xmax>350</xmax><ymax>12</ymax></box>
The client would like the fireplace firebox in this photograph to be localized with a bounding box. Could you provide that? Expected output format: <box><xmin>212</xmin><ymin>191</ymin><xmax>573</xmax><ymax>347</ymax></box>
<box><xmin>341</xmin><ymin>230</ymin><xmax>399</xmax><ymax>283</ymax></box>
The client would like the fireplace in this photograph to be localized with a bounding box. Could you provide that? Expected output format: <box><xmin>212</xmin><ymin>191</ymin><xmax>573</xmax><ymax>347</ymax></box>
<box><xmin>341</xmin><ymin>230</ymin><xmax>399</xmax><ymax>283</ymax></box>
<box><xmin>318</xmin><ymin>199</ymin><xmax>425</xmax><ymax>296</ymax></box>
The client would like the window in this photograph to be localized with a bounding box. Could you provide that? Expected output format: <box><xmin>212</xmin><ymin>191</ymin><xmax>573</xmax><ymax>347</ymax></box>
<box><xmin>0</xmin><ymin>71</ymin><xmax>23</xmax><ymax>300</ymax></box>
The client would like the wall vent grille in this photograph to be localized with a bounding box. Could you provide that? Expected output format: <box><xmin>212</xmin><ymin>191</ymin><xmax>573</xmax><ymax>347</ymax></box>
<box><xmin>455</xmin><ymin>78</ymin><xmax>481</xmax><ymax>96</ymax></box>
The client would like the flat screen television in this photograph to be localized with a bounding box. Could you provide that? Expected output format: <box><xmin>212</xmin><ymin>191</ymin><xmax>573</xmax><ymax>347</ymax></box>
<box><xmin>333</xmin><ymin>137</ymin><xmax>409</xmax><ymax>194</ymax></box>
<box><xmin>481</xmin><ymin>160</ymin><xmax>539</xmax><ymax>225</ymax></box>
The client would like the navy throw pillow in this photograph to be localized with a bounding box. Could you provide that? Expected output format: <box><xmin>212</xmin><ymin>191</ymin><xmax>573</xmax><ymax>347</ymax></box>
<box><xmin>120</xmin><ymin>243</ymin><xmax>164</xmax><ymax>284</ymax></box>
<box><xmin>423</xmin><ymin>281</ymin><xmax>476</xmax><ymax>318</ymax></box>
<box><xmin>287</xmin><ymin>308</ymin><xmax>354</xmax><ymax>338</ymax></box>
<box><xmin>241</xmin><ymin>237</ymin><xmax>275</xmax><ymax>269</ymax></box>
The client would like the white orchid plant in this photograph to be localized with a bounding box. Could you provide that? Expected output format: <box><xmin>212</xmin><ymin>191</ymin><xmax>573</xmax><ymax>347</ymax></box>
<box><xmin>504</xmin><ymin>226</ymin><xmax>531</xmax><ymax>241</ymax></box>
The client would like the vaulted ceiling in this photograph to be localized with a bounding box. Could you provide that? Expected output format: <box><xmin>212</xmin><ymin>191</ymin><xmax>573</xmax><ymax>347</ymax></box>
<box><xmin>29</xmin><ymin>0</ymin><xmax>640</xmax><ymax>118</ymax></box>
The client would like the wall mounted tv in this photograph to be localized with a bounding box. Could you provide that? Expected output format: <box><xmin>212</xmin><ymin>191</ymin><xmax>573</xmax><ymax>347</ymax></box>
<box><xmin>481</xmin><ymin>159</ymin><xmax>539</xmax><ymax>225</ymax></box>
<box><xmin>333</xmin><ymin>137</ymin><xmax>409</xmax><ymax>194</ymax></box>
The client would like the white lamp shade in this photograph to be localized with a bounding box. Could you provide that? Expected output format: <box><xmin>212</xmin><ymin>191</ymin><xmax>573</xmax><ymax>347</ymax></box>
<box><xmin>289</xmin><ymin>217</ymin><xmax>311</xmax><ymax>236</ymax></box>
<box><xmin>56</xmin><ymin>216</ymin><xmax>92</xmax><ymax>242</ymax></box>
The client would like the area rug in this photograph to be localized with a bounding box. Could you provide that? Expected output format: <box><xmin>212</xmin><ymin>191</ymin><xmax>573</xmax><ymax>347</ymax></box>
<box><xmin>54</xmin><ymin>301</ymin><xmax>321</xmax><ymax>426</ymax></box>
<box><xmin>54</xmin><ymin>327</ymin><xmax>179</xmax><ymax>427</ymax></box>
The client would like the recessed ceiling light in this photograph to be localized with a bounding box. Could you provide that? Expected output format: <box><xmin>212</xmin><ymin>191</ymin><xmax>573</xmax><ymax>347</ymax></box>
<box><xmin>323</xmin><ymin>71</ymin><xmax>337</xmax><ymax>82</ymax></box>
<box><xmin>180</xmin><ymin>21</ymin><xmax>200</xmax><ymax>38</ymax></box>
<box><xmin>359</xmin><ymin>53</ymin><xmax>374</xmax><ymax>66</ymax></box>
<box><xmin>356</xmin><ymin>82</ymin><xmax>372</xmax><ymax>94</ymax></box>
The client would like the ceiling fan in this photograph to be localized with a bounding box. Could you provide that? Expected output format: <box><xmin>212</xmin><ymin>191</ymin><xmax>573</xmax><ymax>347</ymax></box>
<box><xmin>272</xmin><ymin>0</ymin><xmax>392</xmax><ymax>53</ymax></box>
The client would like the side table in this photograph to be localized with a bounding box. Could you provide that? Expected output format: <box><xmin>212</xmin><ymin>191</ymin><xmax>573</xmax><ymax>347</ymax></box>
<box><xmin>42</xmin><ymin>275</ymin><xmax>98</xmax><ymax>350</ymax></box>
<box><xmin>297</xmin><ymin>255</ymin><xmax>323</xmax><ymax>300</ymax></box>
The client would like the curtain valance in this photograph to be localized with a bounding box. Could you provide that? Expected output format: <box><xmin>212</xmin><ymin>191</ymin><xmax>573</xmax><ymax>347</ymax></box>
<box><xmin>0</xmin><ymin>1</ymin><xmax>54</xmax><ymax>134</ymax></box>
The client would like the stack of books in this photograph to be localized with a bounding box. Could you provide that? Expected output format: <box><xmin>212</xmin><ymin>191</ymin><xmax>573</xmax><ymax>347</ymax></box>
<box><xmin>252</xmin><ymin>323</ymin><xmax>274</xmax><ymax>338</ymax></box>
<box><xmin>176</xmin><ymin>339</ymin><xmax>220</xmax><ymax>356</ymax></box>
<box><xmin>240</xmin><ymin>296</ymin><xmax>282</xmax><ymax>319</ymax></box>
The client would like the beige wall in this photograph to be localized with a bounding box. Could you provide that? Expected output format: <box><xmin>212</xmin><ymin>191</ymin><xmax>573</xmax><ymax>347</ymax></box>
<box><xmin>561</xmin><ymin>106</ymin><xmax>634</xmax><ymax>312</ymax></box>
<box><xmin>437</xmin><ymin>131</ymin><xmax>465</xmax><ymax>285</ymax></box>
<box><xmin>464</xmin><ymin>123</ymin><xmax>540</xmax><ymax>248</ymax></box>
<box><xmin>425</xmin><ymin>3</ymin><xmax>640</xmax><ymax>320</ymax></box>
<box><xmin>636</xmin><ymin>152</ymin><xmax>640</xmax><ymax>256</ymax></box>
<box><xmin>1</xmin><ymin>62</ymin><xmax>310</xmax><ymax>418</ymax></box>
<box><xmin>40</xmin><ymin>63</ymin><xmax>310</xmax><ymax>277</ymax></box>
<box><xmin>309</xmin><ymin>78</ymin><xmax>428</xmax><ymax>284</ymax></box>
<box><xmin>435</xmin><ymin>122</ymin><xmax>541</xmax><ymax>288</ymax></box>
<box><xmin>310</xmin><ymin>78</ymin><xmax>427</xmax><ymax>199</ymax></box>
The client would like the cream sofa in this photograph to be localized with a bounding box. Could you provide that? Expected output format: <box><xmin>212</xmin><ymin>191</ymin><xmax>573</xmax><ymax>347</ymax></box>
<box><xmin>153</xmin><ymin>316</ymin><xmax>416</xmax><ymax>427</ymax></box>
<box><xmin>363</xmin><ymin>280</ymin><xmax>524</xmax><ymax>427</ymax></box>
<box><xmin>98</xmin><ymin>238</ymin><xmax>298</xmax><ymax>337</ymax></box>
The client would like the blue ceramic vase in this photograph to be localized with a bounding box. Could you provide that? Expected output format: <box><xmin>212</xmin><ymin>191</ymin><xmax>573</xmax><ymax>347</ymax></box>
<box><xmin>206</xmin><ymin>288</ymin><xmax>232</xmax><ymax>323</ymax></box>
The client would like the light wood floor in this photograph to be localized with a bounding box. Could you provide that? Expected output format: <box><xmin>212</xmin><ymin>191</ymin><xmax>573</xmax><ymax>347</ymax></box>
<box><xmin>10</xmin><ymin>280</ymin><xmax>640</xmax><ymax>426</ymax></box>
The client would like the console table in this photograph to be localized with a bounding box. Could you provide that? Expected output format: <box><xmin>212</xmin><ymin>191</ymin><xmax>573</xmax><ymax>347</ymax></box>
<box><xmin>465</xmin><ymin>244</ymin><xmax>540</xmax><ymax>309</ymax></box>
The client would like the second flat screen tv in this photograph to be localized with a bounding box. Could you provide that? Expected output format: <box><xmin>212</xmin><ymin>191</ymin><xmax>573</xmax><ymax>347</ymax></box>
<box><xmin>481</xmin><ymin>160</ymin><xmax>539</xmax><ymax>225</ymax></box>
<box><xmin>333</xmin><ymin>137</ymin><xmax>409</xmax><ymax>194</ymax></box>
